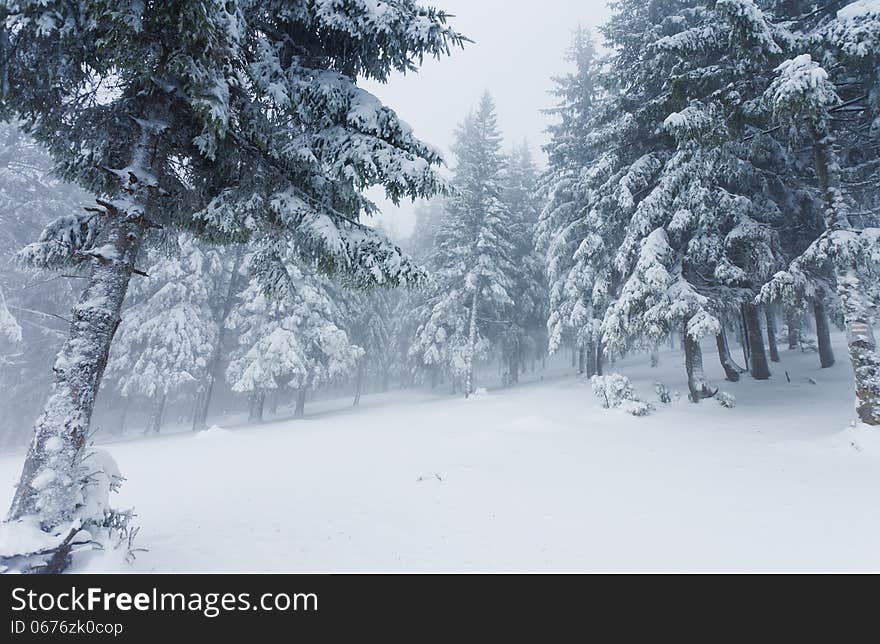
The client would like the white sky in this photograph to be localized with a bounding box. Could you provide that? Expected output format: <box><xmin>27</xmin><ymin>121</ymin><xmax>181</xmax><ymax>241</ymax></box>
<box><xmin>363</xmin><ymin>0</ymin><xmax>614</xmax><ymax>237</ymax></box>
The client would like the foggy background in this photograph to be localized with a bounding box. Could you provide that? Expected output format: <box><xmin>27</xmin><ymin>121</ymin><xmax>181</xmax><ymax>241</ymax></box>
<box><xmin>365</xmin><ymin>0</ymin><xmax>614</xmax><ymax>237</ymax></box>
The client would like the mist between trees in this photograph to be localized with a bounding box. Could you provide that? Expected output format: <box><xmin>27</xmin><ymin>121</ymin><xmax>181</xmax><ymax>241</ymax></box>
<box><xmin>0</xmin><ymin>0</ymin><xmax>878</xmax><ymax>573</ymax></box>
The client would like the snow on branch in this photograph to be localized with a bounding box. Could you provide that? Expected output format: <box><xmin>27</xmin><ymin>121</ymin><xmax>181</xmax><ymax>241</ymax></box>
<box><xmin>17</xmin><ymin>212</ymin><xmax>103</xmax><ymax>270</ymax></box>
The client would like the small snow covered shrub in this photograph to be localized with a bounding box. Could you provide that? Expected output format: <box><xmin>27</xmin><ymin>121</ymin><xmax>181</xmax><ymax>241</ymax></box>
<box><xmin>620</xmin><ymin>399</ymin><xmax>655</xmax><ymax>417</ymax></box>
<box><xmin>591</xmin><ymin>374</ymin><xmax>635</xmax><ymax>408</ymax></box>
<box><xmin>471</xmin><ymin>387</ymin><xmax>489</xmax><ymax>399</ymax></box>
<box><xmin>716</xmin><ymin>392</ymin><xmax>736</xmax><ymax>409</ymax></box>
<box><xmin>0</xmin><ymin>449</ymin><xmax>137</xmax><ymax>573</ymax></box>
<box><xmin>591</xmin><ymin>374</ymin><xmax>655</xmax><ymax>416</ymax></box>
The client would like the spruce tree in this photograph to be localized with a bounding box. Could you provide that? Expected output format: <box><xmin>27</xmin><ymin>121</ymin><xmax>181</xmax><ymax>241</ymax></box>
<box><xmin>501</xmin><ymin>142</ymin><xmax>546</xmax><ymax>384</ymax></box>
<box><xmin>105</xmin><ymin>237</ymin><xmax>226</xmax><ymax>433</ymax></box>
<box><xmin>413</xmin><ymin>94</ymin><xmax>516</xmax><ymax>397</ymax></box>
<box><xmin>538</xmin><ymin>26</ymin><xmax>629</xmax><ymax>375</ymax></box>
<box><xmin>227</xmin><ymin>262</ymin><xmax>362</xmax><ymax>421</ymax></box>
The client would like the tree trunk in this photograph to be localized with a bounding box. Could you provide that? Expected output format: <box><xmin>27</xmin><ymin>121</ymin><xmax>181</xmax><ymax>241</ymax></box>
<box><xmin>684</xmin><ymin>327</ymin><xmax>716</xmax><ymax>403</ymax></box>
<box><xmin>294</xmin><ymin>387</ymin><xmax>307</xmax><ymax>419</ymax></box>
<box><xmin>786</xmin><ymin>308</ymin><xmax>802</xmax><ymax>350</ymax></box>
<box><xmin>765</xmin><ymin>303</ymin><xmax>780</xmax><ymax>363</ymax></box>
<box><xmin>743</xmin><ymin>302</ymin><xmax>770</xmax><ymax>380</ymax></box>
<box><xmin>838</xmin><ymin>271</ymin><xmax>880</xmax><ymax>425</ymax></box>
<box><xmin>509</xmin><ymin>348</ymin><xmax>519</xmax><ymax>385</ymax></box>
<box><xmin>146</xmin><ymin>393</ymin><xmax>166</xmax><ymax>434</ymax></box>
<box><xmin>814</xmin><ymin>300</ymin><xmax>835</xmax><ymax>369</ymax></box>
<box><xmin>577</xmin><ymin>347</ymin><xmax>585</xmax><ymax>375</ymax></box>
<box><xmin>117</xmin><ymin>398</ymin><xmax>131</xmax><ymax>435</ymax></box>
<box><xmin>192</xmin><ymin>249</ymin><xmax>241</xmax><ymax>431</ymax></box>
<box><xmin>464</xmin><ymin>289</ymin><xmax>480</xmax><ymax>398</ymax></box>
<box><xmin>812</xmin><ymin>129</ymin><xmax>880</xmax><ymax>424</ymax></box>
<box><xmin>737</xmin><ymin>311</ymin><xmax>750</xmax><ymax>371</ymax></box>
<box><xmin>353</xmin><ymin>362</ymin><xmax>364</xmax><ymax>407</ymax></box>
<box><xmin>716</xmin><ymin>330</ymin><xmax>742</xmax><ymax>382</ymax></box>
<box><xmin>7</xmin><ymin>216</ymin><xmax>145</xmax><ymax>526</ymax></box>
<box><xmin>595</xmin><ymin>338</ymin><xmax>604</xmax><ymax>377</ymax></box>
<box><xmin>248</xmin><ymin>390</ymin><xmax>265</xmax><ymax>423</ymax></box>
<box><xmin>270</xmin><ymin>388</ymin><xmax>279</xmax><ymax>416</ymax></box>
<box><xmin>585</xmin><ymin>340</ymin><xmax>597</xmax><ymax>378</ymax></box>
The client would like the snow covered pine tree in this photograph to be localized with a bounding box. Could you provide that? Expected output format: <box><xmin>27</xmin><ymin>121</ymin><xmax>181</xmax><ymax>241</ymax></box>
<box><xmin>104</xmin><ymin>237</ymin><xmax>226</xmax><ymax>434</ymax></box>
<box><xmin>0</xmin><ymin>1</ymin><xmax>464</xmax><ymax>571</ymax></box>
<box><xmin>226</xmin><ymin>260</ymin><xmax>362</xmax><ymax>422</ymax></box>
<box><xmin>413</xmin><ymin>94</ymin><xmax>517</xmax><ymax>397</ymax></box>
<box><xmin>763</xmin><ymin>12</ymin><xmax>880</xmax><ymax>425</ymax></box>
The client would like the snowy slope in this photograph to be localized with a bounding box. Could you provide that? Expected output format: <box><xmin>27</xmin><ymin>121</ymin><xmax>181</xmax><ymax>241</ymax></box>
<box><xmin>2</xmin><ymin>334</ymin><xmax>879</xmax><ymax>572</ymax></box>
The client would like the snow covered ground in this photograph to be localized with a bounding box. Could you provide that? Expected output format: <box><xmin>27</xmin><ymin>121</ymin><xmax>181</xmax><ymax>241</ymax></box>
<box><xmin>2</xmin><ymin>333</ymin><xmax>879</xmax><ymax>573</ymax></box>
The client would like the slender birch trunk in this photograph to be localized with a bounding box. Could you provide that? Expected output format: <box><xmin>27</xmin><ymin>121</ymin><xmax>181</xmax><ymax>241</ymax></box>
<box><xmin>464</xmin><ymin>288</ymin><xmax>480</xmax><ymax>398</ymax></box>
<box><xmin>353</xmin><ymin>361</ymin><xmax>364</xmax><ymax>407</ymax></box>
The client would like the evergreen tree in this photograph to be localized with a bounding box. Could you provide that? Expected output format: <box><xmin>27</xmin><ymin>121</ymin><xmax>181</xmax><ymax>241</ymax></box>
<box><xmin>601</xmin><ymin>0</ymin><xmax>800</xmax><ymax>395</ymax></box>
<box><xmin>191</xmin><ymin>246</ymin><xmax>245</xmax><ymax>430</ymax></box>
<box><xmin>105</xmin><ymin>237</ymin><xmax>225</xmax><ymax>434</ymax></box>
<box><xmin>538</xmin><ymin>26</ymin><xmax>614</xmax><ymax>373</ymax></box>
<box><xmin>413</xmin><ymin>94</ymin><xmax>516</xmax><ymax>397</ymax></box>
<box><xmin>346</xmin><ymin>289</ymin><xmax>398</xmax><ymax>404</ymax></box>
<box><xmin>501</xmin><ymin>142</ymin><xmax>546</xmax><ymax>383</ymax></box>
<box><xmin>227</xmin><ymin>261</ymin><xmax>362</xmax><ymax>421</ymax></box>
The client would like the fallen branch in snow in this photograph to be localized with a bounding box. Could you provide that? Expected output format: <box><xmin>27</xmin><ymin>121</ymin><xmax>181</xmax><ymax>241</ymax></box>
<box><xmin>36</xmin><ymin>527</ymin><xmax>85</xmax><ymax>575</ymax></box>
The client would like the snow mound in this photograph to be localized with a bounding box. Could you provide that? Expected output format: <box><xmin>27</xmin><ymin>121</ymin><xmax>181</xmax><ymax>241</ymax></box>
<box><xmin>828</xmin><ymin>422</ymin><xmax>880</xmax><ymax>457</ymax></box>
<box><xmin>0</xmin><ymin>516</ymin><xmax>71</xmax><ymax>561</ymax></box>
<box><xmin>194</xmin><ymin>425</ymin><xmax>232</xmax><ymax>440</ymax></box>
<box><xmin>470</xmin><ymin>388</ymin><xmax>489</xmax><ymax>399</ymax></box>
